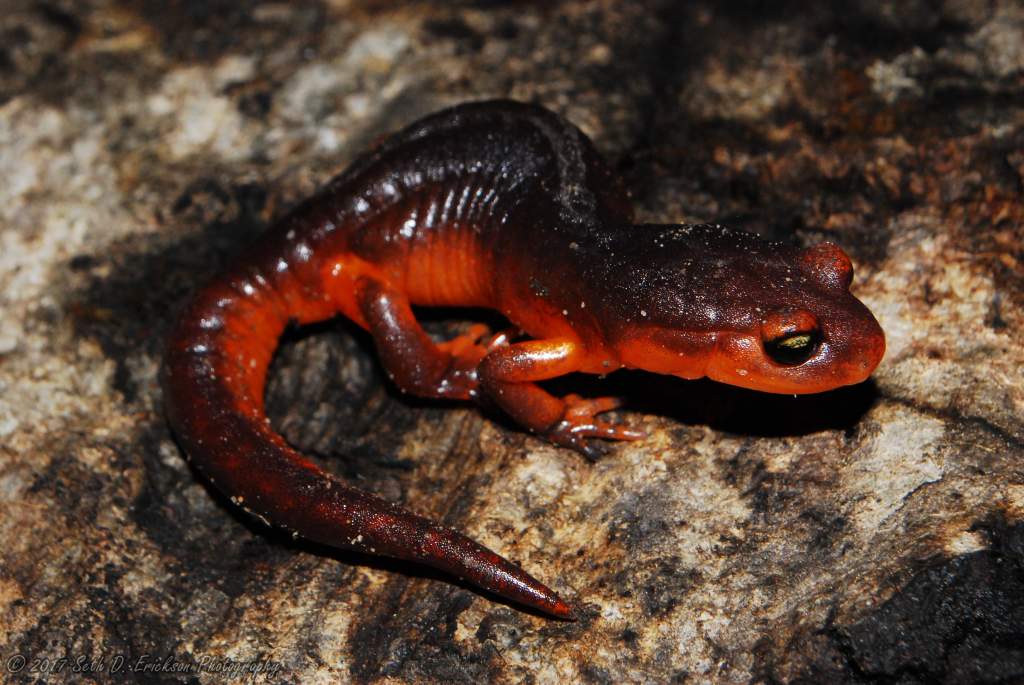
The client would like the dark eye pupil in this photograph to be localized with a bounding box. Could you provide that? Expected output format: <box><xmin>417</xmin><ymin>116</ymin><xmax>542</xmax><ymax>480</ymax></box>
<box><xmin>765</xmin><ymin>331</ymin><xmax>820</xmax><ymax>365</ymax></box>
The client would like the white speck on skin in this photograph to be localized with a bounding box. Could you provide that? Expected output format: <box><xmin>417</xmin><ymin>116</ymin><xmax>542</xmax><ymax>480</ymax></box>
<box><xmin>400</xmin><ymin>215</ymin><xmax>416</xmax><ymax>238</ymax></box>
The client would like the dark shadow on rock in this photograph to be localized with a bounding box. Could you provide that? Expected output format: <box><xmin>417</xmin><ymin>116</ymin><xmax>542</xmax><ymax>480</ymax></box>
<box><xmin>542</xmin><ymin>371</ymin><xmax>880</xmax><ymax>440</ymax></box>
<box><xmin>781</xmin><ymin>513</ymin><xmax>1024</xmax><ymax>684</ymax></box>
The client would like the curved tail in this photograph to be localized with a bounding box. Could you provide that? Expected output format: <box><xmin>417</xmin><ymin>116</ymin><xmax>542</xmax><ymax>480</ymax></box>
<box><xmin>161</xmin><ymin>265</ymin><xmax>573</xmax><ymax>619</ymax></box>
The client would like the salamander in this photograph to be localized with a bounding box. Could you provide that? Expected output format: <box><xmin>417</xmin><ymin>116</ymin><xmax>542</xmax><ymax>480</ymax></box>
<box><xmin>162</xmin><ymin>100</ymin><xmax>885</xmax><ymax>619</ymax></box>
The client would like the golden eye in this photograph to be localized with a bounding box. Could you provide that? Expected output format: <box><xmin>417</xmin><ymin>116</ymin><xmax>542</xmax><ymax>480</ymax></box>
<box><xmin>778</xmin><ymin>333</ymin><xmax>812</xmax><ymax>349</ymax></box>
<box><xmin>765</xmin><ymin>331</ymin><xmax>820</xmax><ymax>366</ymax></box>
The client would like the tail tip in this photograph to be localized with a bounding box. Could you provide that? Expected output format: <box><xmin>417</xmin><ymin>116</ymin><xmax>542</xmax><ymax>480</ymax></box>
<box><xmin>547</xmin><ymin>596</ymin><xmax>576</xmax><ymax>620</ymax></box>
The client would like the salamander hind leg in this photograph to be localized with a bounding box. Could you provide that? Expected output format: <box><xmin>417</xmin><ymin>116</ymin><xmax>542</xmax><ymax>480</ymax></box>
<box><xmin>355</xmin><ymin>277</ymin><xmax>506</xmax><ymax>400</ymax></box>
<box><xmin>477</xmin><ymin>339</ymin><xmax>644</xmax><ymax>459</ymax></box>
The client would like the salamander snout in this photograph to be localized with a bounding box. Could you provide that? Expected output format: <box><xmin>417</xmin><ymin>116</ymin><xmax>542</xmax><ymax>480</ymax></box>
<box><xmin>814</xmin><ymin>297</ymin><xmax>886</xmax><ymax>389</ymax></box>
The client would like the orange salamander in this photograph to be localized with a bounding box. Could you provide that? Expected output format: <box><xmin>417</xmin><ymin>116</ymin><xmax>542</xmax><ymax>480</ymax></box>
<box><xmin>162</xmin><ymin>100</ymin><xmax>885</xmax><ymax>619</ymax></box>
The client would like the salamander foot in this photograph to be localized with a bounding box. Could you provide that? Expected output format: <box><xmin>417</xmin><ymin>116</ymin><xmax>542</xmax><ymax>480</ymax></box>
<box><xmin>545</xmin><ymin>394</ymin><xmax>644</xmax><ymax>460</ymax></box>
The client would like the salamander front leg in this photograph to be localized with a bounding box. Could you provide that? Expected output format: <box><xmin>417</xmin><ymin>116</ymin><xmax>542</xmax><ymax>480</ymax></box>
<box><xmin>477</xmin><ymin>339</ymin><xmax>644</xmax><ymax>458</ymax></box>
<box><xmin>355</xmin><ymin>277</ymin><xmax>505</xmax><ymax>400</ymax></box>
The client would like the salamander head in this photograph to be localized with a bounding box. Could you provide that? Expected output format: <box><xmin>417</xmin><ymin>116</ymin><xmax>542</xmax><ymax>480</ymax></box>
<box><xmin>703</xmin><ymin>241</ymin><xmax>885</xmax><ymax>393</ymax></box>
<box><xmin>608</xmin><ymin>231</ymin><xmax>885</xmax><ymax>394</ymax></box>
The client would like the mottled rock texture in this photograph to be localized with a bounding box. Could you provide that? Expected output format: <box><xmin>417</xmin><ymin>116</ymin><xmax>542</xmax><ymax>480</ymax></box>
<box><xmin>2</xmin><ymin>1</ymin><xmax>1023</xmax><ymax>683</ymax></box>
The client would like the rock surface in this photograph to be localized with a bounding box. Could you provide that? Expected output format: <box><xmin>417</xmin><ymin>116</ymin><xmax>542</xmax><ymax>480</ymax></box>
<box><xmin>1</xmin><ymin>1</ymin><xmax>1022</xmax><ymax>683</ymax></box>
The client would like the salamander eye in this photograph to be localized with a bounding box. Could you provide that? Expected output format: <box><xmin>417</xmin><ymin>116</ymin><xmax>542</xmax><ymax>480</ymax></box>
<box><xmin>761</xmin><ymin>308</ymin><xmax>821</xmax><ymax>366</ymax></box>
<box><xmin>764</xmin><ymin>330</ymin><xmax>821</xmax><ymax>365</ymax></box>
